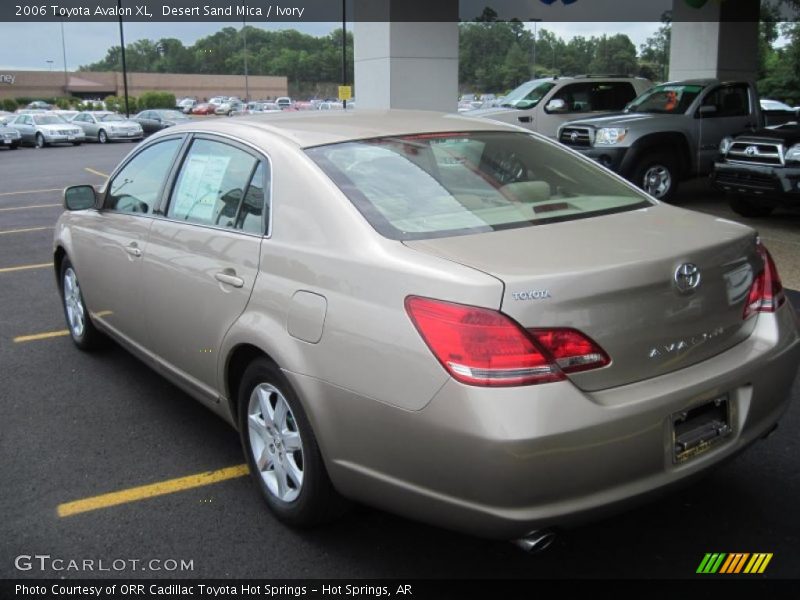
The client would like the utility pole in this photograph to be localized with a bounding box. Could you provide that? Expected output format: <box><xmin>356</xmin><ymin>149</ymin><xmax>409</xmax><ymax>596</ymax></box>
<box><xmin>243</xmin><ymin>4</ymin><xmax>250</xmax><ymax>102</ymax></box>
<box><xmin>342</xmin><ymin>0</ymin><xmax>347</xmax><ymax>109</ymax></box>
<box><xmin>530</xmin><ymin>18</ymin><xmax>541</xmax><ymax>79</ymax></box>
<box><xmin>118</xmin><ymin>0</ymin><xmax>130</xmax><ymax>117</ymax></box>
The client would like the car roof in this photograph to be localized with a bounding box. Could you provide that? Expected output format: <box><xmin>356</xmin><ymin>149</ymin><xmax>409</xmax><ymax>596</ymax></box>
<box><xmin>167</xmin><ymin>109</ymin><xmax>521</xmax><ymax>148</ymax></box>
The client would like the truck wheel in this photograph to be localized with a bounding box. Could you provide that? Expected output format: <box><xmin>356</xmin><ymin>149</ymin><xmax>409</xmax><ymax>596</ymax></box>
<box><xmin>729</xmin><ymin>196</ymin><xmax>775</xmax><ymax>218</ymax></box>
<box><xmin>632</xmin><ymin>154</ymin><xmax>679</xmax><ymax>202</ymax></box>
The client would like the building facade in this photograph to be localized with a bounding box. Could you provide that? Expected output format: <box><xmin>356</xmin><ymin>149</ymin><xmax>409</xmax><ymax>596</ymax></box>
<box><xmin>0</xmin><ymin>70</ymin><xmax>288</xmax><ymax>101</ymax></box>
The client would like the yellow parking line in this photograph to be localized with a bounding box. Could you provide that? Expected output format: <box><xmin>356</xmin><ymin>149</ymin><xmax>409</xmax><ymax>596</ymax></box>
<box><xmin>0</xmin><ymin>204</ymin><xmax>60</xmax><ymax>212</ymax></box>
<box><xmin>57</xmin><ymin>464</ymin><xmax>250</xmax><ymax>517</ymax></box>
<box><xmin>13</xmin><ymin>330</ymin><xmax>69</xmax><ymax>343</ymax></box>
<box><xmin>13</xmin><ymin>312</ymin><xmax>113</xmax><ymax>343</ymax></box>
<box><xmin>0</xmin><ymin>188</ymin><xmax>61</xmax><ymax>197</ymax></box>
<box><xmin>84</xmin><ymin>167</ymin><xmax>109</xmax><ymax>178</ymax></box>
<box><xmin>0</xmin><ymin>226</ymin><xmax>54</xmax><ymax>235</ymax></box>
<box><xmin>0</xmin><ymin>262</ymin><xmax>51</xmax><ymax>274</ymax></box>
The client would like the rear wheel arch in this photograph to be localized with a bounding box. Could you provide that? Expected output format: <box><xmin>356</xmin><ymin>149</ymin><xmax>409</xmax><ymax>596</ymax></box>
<box><xmin>623</xmin><ymin>133</ymin><xmax>692</xmax><ymax>179</ymax></box>
<box><xmin>225</xmin><ymin>343</ymin><xmax>279</xmax><ymax>425</ymax></box>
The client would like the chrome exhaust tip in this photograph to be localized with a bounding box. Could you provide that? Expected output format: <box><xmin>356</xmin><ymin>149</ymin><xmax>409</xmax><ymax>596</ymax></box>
<box><xmin>512</xmin><ymin>529</ymin><xmax>557</xmax><ymax>554</ymax></box>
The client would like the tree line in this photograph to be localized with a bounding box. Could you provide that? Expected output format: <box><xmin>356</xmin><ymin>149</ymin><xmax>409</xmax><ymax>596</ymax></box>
<box><xmin>80</xmin><ymin>27</ymin><xmax>354</xmax><ymax>97</ymax></box>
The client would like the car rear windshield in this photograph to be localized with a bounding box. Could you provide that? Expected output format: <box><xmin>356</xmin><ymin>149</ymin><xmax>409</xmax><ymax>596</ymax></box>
<box><xmin>157</xmin><ymin>110</ymin><xmax>185</xmax><ymax>119</ymax></box>
<box><xmin>306</xmin><ymin>131</ymin><xmax>651</xmax><ymax>241</ymax></box>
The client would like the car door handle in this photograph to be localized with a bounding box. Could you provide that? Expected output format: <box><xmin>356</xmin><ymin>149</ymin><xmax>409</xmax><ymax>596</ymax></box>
<box><xmin>215</xmin><ymin>270</ymin><xmax>244</xmax><ymax>288</ymax></box>
<box><xmin>124</xmin><ymin>243</ymin><xmax>142</xmax><ymax>257</ymax></box>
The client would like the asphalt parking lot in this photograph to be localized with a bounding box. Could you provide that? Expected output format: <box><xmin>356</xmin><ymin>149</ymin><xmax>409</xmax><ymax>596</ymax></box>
<box><xmin>1</xmin><ymin>142</ymin><xmax>798</xmax><ymax>580</ymax></box>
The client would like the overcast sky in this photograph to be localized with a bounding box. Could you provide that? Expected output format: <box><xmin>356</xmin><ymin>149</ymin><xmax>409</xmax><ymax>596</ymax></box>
<box><xmin>0</xmin><ymin>21</ymin><xmax>660</xmax><ymax>71</ymax></box>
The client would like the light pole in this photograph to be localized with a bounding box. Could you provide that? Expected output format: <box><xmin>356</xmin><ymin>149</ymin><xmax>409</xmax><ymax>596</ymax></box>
<box><xmin>60</xmin><ymin>19</ymin><xmax>68</xmax><ymax>93</ymax></box>
<box><xmin>46</xmin><ymin>60</ymin><xmax>54</xmax><ymax>71</ymax></box>
<box><xmin>544</xmin><ymin>39</ymin><xmax>557</xmax><ymax>74</ymax></box>
<box><xmin>117</xmin><ymin>0</ymin><xmax>130</xmax><ymax>117</ymax></box>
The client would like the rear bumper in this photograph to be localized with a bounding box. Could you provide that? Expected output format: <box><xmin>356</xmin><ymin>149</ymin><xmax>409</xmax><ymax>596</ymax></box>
<box><xmin>713</xmin><ymin>162</ymin><xmax>800</xmax><ymax>203</ymax></box>
<box><xmin>288</xmin><ymin>303</ymin><xmax>800</xmax><ymax>539</ymax></box>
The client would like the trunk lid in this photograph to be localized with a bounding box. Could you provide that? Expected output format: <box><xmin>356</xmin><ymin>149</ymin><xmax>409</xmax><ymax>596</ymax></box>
<box><xmin>404</xmin><ymin>204</ymin><xmax>760</xmax><ymax>391</ymax></box>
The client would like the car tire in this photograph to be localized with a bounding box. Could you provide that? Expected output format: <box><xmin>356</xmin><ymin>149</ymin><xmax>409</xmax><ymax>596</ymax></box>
<box><xmin>72</xmin><ymin>142</ymin><xmax>82</xmax><ymax>146</ymax></box>
<box><xmin>35</xmin><ymin>133</ymin><xmax>46</xmax><ymax>149</ymax></box>
<box><xmin>632</xmin><ymin>153</ymin><xmax>679</xmax><ymax>202</ymax></box>
<box><xmin>59</xmin><ymin>257</ymin><xmax>104</xmax><ymax>351</ymax></box>
<box><xmin>9</xmin><ymin>143</ymin><xmax>18</xmax><ymax>150</ymax></box>
<box><xmin>238</xmin><ymin>357</ymin><xmax>347</xmax><ymax>527</ymax></box>
<box><xmin>98</xmin><ymin>130</ymin><xmax>108</xmax><ymax>144</ymax></box>
<box><xmin>729</xmin><ymin>196</ymin><xmax>776</xmax><ymax>218</ymax></box>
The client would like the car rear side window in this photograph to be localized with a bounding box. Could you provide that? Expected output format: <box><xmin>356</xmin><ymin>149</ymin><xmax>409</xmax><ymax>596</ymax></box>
<box><xmin>238</xmin><ymin>162</ymin><xmax>269</xmax><ymax>234</ymax></box>
<box><xmin>307</xmin><ymin>131</ymin><xmax>651</xmax><ymax>241</ymax></box>
<box><xmin>166</xmin><ymin>138</ymin><xmax>265</xmax><ymax>233</ymax></box>
<box><xmin>549</xmin><ymin>82</ymin><xmax>637</xmax><ymax>113</ymax></box>
<box><xmin>106</xmin><ymin>138</ymin><xmax>182</xmax><ymax>215</ymax></box>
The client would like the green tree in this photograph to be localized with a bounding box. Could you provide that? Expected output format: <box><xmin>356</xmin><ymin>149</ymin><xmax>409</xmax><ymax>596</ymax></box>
<box><xmin>640</xmin><ymin>20</ymin><xmax>671</xmax><ymax>82</ymax></box>
<box><xmin>589</xmin><ymin>35</ymin><xmax>638</xmax><ymax>76</ymax></box>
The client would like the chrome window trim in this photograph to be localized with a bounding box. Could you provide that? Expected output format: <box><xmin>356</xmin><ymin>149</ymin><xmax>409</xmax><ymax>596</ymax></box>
<box><xmin>148</xmin><ymin>213</ymin><xmax>265</xmax><ymax>239</ymax></box>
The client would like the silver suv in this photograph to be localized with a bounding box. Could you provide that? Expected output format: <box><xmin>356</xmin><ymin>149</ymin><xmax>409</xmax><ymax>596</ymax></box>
<box><xmin>468</xmin><ymin>76</ymin><xmax>653</xmax><ymax>139</ymax></box>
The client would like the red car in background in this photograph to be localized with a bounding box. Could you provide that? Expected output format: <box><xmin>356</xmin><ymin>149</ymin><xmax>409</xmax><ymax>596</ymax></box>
<box><xmin>192</xmin><ymin>103</ymin><xmax>217</xmax><ymax>115</ymax></box>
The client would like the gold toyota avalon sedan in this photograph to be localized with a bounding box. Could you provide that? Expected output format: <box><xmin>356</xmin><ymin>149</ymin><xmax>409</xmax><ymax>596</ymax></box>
<box><xmin>54</xmin><ymin>110</ymin><xmax>800</xmax><ymax>549</ymax></box>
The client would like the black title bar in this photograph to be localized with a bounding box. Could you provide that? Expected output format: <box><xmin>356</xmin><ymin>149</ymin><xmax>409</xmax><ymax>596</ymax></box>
<box><xmin>0</xmin><ymin>0</ymin><xmax>792</xmax><ymax>23</ymax></box>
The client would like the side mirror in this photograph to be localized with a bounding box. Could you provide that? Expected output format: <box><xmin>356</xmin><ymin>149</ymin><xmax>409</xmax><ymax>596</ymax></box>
<box><xmin>545</xmin><ymin>98</ymin><xmax>568</xmax><ymax>113</ymax></box>
<box><xmin>64</xmin><ymin>185</ymin><xmax>97</xmax><ymax>211</ymax></box>
<box><xmin>698</xmin><ymin>105</ymin><xmax>718</xmax><ymax>118</ymax></box>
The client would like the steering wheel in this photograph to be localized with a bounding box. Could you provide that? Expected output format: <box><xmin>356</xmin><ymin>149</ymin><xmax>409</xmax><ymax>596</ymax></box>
<box><xmin>489</xmin><ymin>150</ymin><xmax>528</xmax><ymax>185</ymax></box>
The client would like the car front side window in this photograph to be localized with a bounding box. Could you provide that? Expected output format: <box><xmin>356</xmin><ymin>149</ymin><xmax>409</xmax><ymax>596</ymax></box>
<box><xmin>105</xmin><ymin>138</ymin><xmax>183</xmax><ymax>215</ymax></box>
<box><xmin>166</xmin><ymin>138</ymin><xmax>262</xmax><ymax>231</ymax></box>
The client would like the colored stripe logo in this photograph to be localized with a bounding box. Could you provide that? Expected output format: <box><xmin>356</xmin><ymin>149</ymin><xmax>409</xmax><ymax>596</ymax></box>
<box><xmin>697</xmin><ymin>553</ymin><xmax>773</xmax><ymax>574</ymax></box>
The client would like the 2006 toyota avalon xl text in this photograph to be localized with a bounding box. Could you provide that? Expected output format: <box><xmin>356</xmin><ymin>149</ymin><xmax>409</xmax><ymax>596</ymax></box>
<box><xmin>54</xmin><ymin>111</ymin><xmax>800</xmax><ymax>548</ymax></box>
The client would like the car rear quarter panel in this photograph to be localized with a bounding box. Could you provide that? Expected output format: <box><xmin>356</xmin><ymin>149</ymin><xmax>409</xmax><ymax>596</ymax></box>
<box><xmin>217</xmin><ymin>139</ymin><xmax>505</xmax><ymax>418</ymax></box>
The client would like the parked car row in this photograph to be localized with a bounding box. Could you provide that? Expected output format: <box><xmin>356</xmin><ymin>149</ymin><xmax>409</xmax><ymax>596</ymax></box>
<box><xmin>0</xmin><ymin>108</ymin><xmax>196</xmax><ymax>149</ymax></box>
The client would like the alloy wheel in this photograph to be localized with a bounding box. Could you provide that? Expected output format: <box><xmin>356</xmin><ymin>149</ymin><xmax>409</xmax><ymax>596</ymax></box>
<box><xmin>642</xmin><ymin>165</ymin><xmax>672</xmax><ymax>199</ymax></box>
<box><xmin>63</xmin><ymin>267</ymin><xmax>85</xmax><ymax>338</ymax></box>
<box><xmin>247</xmin><ymin>383</ymin><xmax>304</xmax><ymax>503</ymax></box>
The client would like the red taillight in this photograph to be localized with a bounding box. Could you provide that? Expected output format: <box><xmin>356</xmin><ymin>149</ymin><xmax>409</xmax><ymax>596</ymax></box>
<box><xmin>405</xmin><ymin>296</ymin><xmax>609</xmax><ymax>387</ymax></box>
<box><xmin>743</xmin><ymin>241</ymin><xmax>786</xmax><ymax>319</ymax></box>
